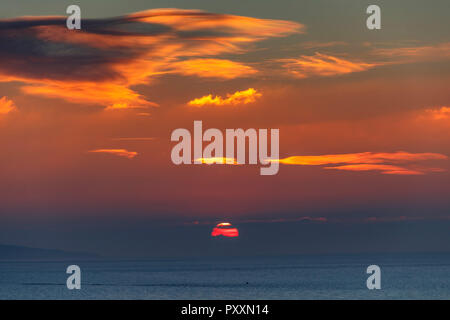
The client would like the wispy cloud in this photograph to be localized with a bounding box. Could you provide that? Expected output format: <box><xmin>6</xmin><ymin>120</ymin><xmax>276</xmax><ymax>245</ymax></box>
<box><xmin>278</xmin><ymin>42</ymin><xmax>450</xmax><ymax>79</ymax></box>
<box><xmin>22</xmin><ymin>82</ymin><xmax>157</xmax><ymax>110</ymax></box>
<box><xmin>300</xmin><ymin>41</ymin><xmax>347</xmax><ymax>49</ymax></box>
<box><xmin>188</xmin><ymin>88</ymin><xmax>261</xmax><ymax>107</ymax></box>
<box><xmin>0</xmin><ymin>96</ymin><xmax>16</xmax><ymax>115</ymax></box>
<box><xmin>272</xmin><ymin>151</ymin><xmax>447</xmax><ymax>175</ymax></box>
<box><xmin>372</xmin><ymin>42</ymin><xmax>450</xmax><ymax>62</ymax></box>
<box><xmin>365</xmin><ymin>216</ymin><xmax>450</xmax><ymax>223</ymax></box>
<box><xmin>237</xmin><ymin>216</ymin><xmax>328</xmax><ymax>224</ymax></box>
<box><xmin>89</xmin><ymin>149</ymin><xmax>138</xmax><ymax>159</ymax></box>
<box><xmin>324</xmin><ymin>164</ymin><xmax>441</xmax><ymax>175</ymax></box>
<box><xmin>279</xmin><ymin>52</ymin><xmax>377</xmax><ymax>78</ymax></box>
<box><xmin>185</xmin><ymin>216</ymin><xmax>327</xmax><ymax>226</ymax></box>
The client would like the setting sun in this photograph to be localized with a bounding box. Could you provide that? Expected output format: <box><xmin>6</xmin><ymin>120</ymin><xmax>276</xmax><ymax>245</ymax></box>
<box><xmin>211</xmin><ymin>222</ymin><xmax>239</xmax><ymax>238</ymax></box>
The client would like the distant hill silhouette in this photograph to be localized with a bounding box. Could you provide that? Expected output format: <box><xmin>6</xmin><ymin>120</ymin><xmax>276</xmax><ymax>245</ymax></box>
<box><xmin>0</xmin><ymin>243</ymin><xmax>99</xmax><ymax>261</ymax></box>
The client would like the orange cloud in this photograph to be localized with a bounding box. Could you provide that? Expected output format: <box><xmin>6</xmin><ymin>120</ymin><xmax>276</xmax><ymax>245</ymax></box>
<box><xmin>195</xmin><ymin>157</ymin><xmax>239</xmax><ymax>164</ymax></box>
<box><xmin>89</xmin><ymin>149</ymin><xmax>138</xmax><ymax>159</ymax></box>
<box><xmin>129</xmin><ymin>9</ymin><xmax>304</xmax><ymax>41</ymax></box>
<box><xmin>423</xmin><ymin>106</ymin><xmax>450</xmax><ymax>120</ymax></box>
<box><xmin>173</xmin><ymin>59</ymin><xmax>257</xmax><ymax>79</ymax></box>
<box><xmin>0</xmin><ymin>97</ymin><xmax>16</xmax><ymax>115</ymax></box>
<box><xmin>0</xmin><ymin>9</ymin><xmax>301</xmax><ymax>109</ymax></box>
<box><xmin>275</xmin><ymin>152</ymin><xmax>447</xmax><ymax>165</ymax></box>
<box><xmin>22</xmin><ymin>82</ymin><xmax>156</xmax><ymax>110</ymax></box>
<box><xmin>280</xmin><ymin>53</ymin><xmax>377</xmax><ymax>78</ymax></box>
<box><xmin>188</xmin><ymin>88</ymin><xmax>261</xmax><ymax>107</ymax></box>
<box><xmin>273</xmin><ymin>151</ymin><xmax>447</xmax><ymax>175</ymax></box>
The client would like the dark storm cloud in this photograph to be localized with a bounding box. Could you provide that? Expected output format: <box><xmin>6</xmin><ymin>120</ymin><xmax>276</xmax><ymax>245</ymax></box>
<box><xmin>0</xmin><ymin>16</ymin><xmax>171</xmax><ymax>82</ymax></box>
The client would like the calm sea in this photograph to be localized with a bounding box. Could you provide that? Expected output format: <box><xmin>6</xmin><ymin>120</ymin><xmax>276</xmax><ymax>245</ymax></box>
<box><xmin>0</xmin><ymin>253</ymin><xmax>449</xmax><ymax>299</ymax></box>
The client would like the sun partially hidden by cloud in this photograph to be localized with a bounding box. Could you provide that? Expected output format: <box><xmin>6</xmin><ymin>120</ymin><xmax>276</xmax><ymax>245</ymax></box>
<box><xmin>188</xmin><ymin>88</ymin><xmax>261</xmax><ymax>107</ymax></box>
<box><xmin>195</xmin><ymin>157</ymin><xmax>240</xmax><ymax>164</ymax></box>
<box><xmin>89</xmin><ymin>149</ymin><xmax>138</xmax><ymax>159</ymax></box>
<box><xmin>0</xmin><ymin>97</ymin><xmax>16</xmax><ymax>115</ymax></box>
<box><xmin>272</xmin><ymin>151</ymin><xmax>447</xmax><ymax>175</ymax></box>
<box><xmin>280</xmin><ymin>52</ymin><xmax>377</xmax><ymax>78</ymax></box>
<box><xmin>211</xmin><ymin>222</ymin><xmax>239</xmax><ymax>238</ymax></box>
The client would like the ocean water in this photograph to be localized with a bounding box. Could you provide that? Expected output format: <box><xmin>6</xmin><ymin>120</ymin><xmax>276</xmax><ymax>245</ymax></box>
<box><xmin>0</xmin><ymin>253</ymin><xmax>449</xmax><ymax>299</ymax></box>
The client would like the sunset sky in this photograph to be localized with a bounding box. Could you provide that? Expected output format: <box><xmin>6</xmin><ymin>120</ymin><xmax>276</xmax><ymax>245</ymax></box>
<box><xmin>0</xmin><ymin>0</ymin><xmax>449</xmax><ymax>257</ymax></box>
